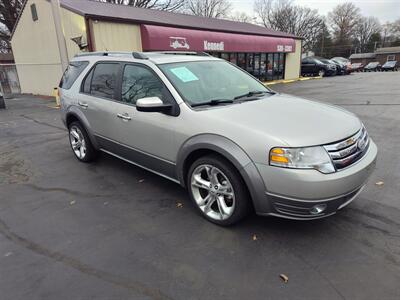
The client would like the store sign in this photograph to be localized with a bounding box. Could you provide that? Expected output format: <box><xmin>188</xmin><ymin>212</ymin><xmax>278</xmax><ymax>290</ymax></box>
<box><xmin>141</xmin><ymin>25</ymin><xmax>296</xmax><ymax>53</ymax></box>
<box><xmin>169</xmin><ymin>37</ymin><xmax>190</xmax><ymax>50</ymax></box>
<box><xmin>277</xmin><ymin>45</ymin><xmax>293</xmax><ymax>52</ymax></box>
<box><xmin>203</xmin><ymin>40</ymin><xmax>225</xmax><ymax>51</ymax></box>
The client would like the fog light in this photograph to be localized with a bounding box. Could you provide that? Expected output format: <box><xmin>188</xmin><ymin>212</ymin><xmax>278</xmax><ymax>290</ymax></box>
<box><xmin>310</xmin><ymin>204</ymin><xmax>327</xmax><ymax>215</ymax></box>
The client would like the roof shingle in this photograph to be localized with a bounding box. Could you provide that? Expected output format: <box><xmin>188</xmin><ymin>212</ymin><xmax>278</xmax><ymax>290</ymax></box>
<box><xmin>60</xmin><ymin>0</ymin><xmax>298</xmax><ymax>39</ymax></box>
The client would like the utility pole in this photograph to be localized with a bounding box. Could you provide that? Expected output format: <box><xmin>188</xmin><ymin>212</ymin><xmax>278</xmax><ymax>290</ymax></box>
<box><xmin>50</xmin><ymin>0</ymin><xmax>69</xmax><ymax>72</ymax></box>
<box><xmin>321</xmin><ymin>27</ymin><xmax>325</xmax><ymax>57</ymax></box>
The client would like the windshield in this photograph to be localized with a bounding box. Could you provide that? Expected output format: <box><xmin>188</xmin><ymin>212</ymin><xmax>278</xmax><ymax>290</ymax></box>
<box><xmin>332</xmin><ymin>57</ymin><xmax>349</xmax><ymax>63</ymax></box>
<box><xmin>384</xmin><ymin>61</ymin><xmax>396</xmax><ymax>67</ymax></box>
<box><xmin>158</xmin><ymin>60</ymin><xmax>270</xmax><ymax>106</ymax></box>
<box><xmin>367</xmin><ymin>62</ymin><xmax>379</xmax><ymax>67</ymax></box>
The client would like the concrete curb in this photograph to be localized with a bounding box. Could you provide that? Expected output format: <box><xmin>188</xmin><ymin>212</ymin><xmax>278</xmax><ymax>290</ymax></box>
<box><xmin>264</xmin><ymin>76</ymin><xmax>322</xmax><ymax>86</ymax></box>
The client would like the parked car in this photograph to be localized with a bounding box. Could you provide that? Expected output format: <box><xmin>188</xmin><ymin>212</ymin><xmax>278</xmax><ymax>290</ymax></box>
<box><xmin>381</xmin><ymin>61</ymin><xmax>398</xmax><ymax>71</ymax></box>
<box><xmin>301</xmin><ymin>56</ymin><xmax>337</xmax><ymax>77</ymax></box>
<box><xmin>364</xmin><ymin>62</ymin><xmax>381</xmax><ymax>72</ymax></box>
<box><xmin>59</xmin><ymin>51</ymin><xmax>377</xmax><ymax>225</ymax></box>
<box><xmin>351</xmin><ymin>63</ymin><xmax>364</xmax><ymax>72</ymax></box>
<box><xmin>331</xmin><ymin>57</ymin><xmax>352</xmax><ymax>74</ymax></box>
<box><xmin>328</xmin><ymin>59</ymin><xmax>346</xmax><ymax>75</ymax></box>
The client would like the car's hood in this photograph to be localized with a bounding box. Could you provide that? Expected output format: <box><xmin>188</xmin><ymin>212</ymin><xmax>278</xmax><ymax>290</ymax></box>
<box><xmin>201</xmin><ymin>93</ymin><xmax>361</xmax><ymax>147</ymax></box>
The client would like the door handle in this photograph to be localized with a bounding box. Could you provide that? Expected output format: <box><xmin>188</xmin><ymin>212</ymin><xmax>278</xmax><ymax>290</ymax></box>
<box><xmin>78</xmin><ymin>101</ymin><xmax>88</xmax><ymax>108</ymax></box>
<box><xmin>117</xmin><ymin>113</ymin><xmax>132</xmax><ymax>121</ymax></box>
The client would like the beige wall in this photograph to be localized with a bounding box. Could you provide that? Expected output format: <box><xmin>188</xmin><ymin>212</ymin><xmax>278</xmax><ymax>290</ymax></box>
<box><xmin>11</xmin><ymin>0</ymin><xmax>62</xmax><ymax>95</ymax></box>
<box><xmin>91</xmin><ymin>20</ymin><xmax>142</xmax><ymax>52</ymax></box>
<box><xmin>61</xmin><ymin>8</ymin><xmax>87</xmax><ymax>60</ymax></box>
<box><xmin>284</xmin><ymin>39</ymin><xmax>302</xmax><ymax>80</ymax></box>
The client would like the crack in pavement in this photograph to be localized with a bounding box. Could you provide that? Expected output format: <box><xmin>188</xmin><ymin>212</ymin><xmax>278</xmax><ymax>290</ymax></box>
<box><xmin>25</xmin><ymin>183</ymin><xmax>116</xmax><ymax>199</ymax></box>
<box><xmin>20</xmin><ymin>114</ymin><xmax>66</xmax><ymax>131</ymax></box>
<box><xmin>0</xmin><ymin>218</ymin><xmax>174</xmax><ymax>300</ymax></box>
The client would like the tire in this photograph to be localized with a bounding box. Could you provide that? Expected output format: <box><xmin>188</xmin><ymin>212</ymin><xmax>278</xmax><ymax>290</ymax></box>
<box><xmin>68</xmin><ymin>121</ymin><xmax>97</xmax><ymax>163</ymax></box>
<box><xmin>187</xmin><ymin>154</ymin><xmax>251</xmax><ymax>226</ymax></box>
<box><xmin>318</xmin><ymin>69</ymin><xmax>326</xmax><ymax>77</ymax></box>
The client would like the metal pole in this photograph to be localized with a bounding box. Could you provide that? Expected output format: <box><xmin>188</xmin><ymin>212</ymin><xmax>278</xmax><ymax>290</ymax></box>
<box><xmin>50</xmin><ymin>0</ymin><xmax>69</xmax><ymax>72</ymax></box>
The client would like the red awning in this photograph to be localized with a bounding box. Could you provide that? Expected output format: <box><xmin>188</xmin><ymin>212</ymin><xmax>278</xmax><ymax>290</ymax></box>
<box><xmin>141</xmin><ymin>25</ymin><xmax>296</xmax><ymax>53</ymax></box>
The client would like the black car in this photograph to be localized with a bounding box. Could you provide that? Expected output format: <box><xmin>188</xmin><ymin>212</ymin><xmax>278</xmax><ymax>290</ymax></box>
<box><xmin>364</xmin><ymin>62</ymin><xmax>381</xmax><ymax>72</ymax></box>
<box><xmin>301</xmin><ymin>56</ymin><xmax>337</xmax><ymax>77</ymax></box>
<box><xmin>329</xmin><ymin>59</ymin><xmax>346</xmax><ymax>75</ymax></box>
<box><xmin>381</xmin><ymin>61</ymin><xmax>398</xmax><ymax>71</ymax></box>
<box><xmin>331</xmin><ymin>57</ymin><xmax>352</xmax><ymax>74</ymax></box>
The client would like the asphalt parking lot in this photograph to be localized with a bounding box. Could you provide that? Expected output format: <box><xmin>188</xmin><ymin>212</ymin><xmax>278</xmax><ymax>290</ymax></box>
<box><xmin>1</xmin><ymin>71</ymin><xmax>400</xmax><ymax>300</ymax></box>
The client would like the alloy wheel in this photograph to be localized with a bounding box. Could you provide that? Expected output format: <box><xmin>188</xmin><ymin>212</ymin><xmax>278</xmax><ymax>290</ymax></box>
<box><xmin>190</xmin><ymin>164</ymin><xmax>235</xmax><ymax>221</ymax></box>
<box><xmin>69</xmin><ymin>125</ymin><xmax>87</xmax><ymax>159</ymax></box>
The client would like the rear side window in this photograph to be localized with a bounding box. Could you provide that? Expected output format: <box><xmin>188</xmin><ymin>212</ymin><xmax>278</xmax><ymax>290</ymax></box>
<box><xmin>59</xmin><ymin>61</ymin><xmax>89</xmax><ymax>90</ymax></box>
<box><xmin>90</xmin><ymin>63</ymin><xmax>119</xmax><ymax>99</ymax></box>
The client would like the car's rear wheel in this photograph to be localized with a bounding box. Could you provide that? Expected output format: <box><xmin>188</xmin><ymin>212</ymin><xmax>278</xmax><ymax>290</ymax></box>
<box><xmin>68</xmin><ymin>122</ymin><xmax>97</xmax><ymax>162</ymax></box>
<box><xmin>187</xmin><ymin>155</ymin><xmax>250</xmax><ymax>226</ymax></box>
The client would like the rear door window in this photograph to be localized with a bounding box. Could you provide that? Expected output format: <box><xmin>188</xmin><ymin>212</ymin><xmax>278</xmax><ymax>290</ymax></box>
<box><xmin>59</xmin><ymin>61</ymin><xmax>88</xmax><ymax>89</ymax></box>
<box><xmin>90</xmin><ymin>63</ymin><xmax>119</xmax><ymax>99</ymax></box>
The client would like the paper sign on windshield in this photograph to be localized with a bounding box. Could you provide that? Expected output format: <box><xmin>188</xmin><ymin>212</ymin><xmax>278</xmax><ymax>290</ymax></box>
<box><xmin>170</xmin><ymin>67</ymin><xmax>199</xmax><ymax>83</ymax></box>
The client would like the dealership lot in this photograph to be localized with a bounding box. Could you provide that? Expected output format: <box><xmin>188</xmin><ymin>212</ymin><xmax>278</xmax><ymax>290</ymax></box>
<box><xmin>1</xmin><ymin>72</ymin><xmax>400</xmax><ymax>300</ymax></box>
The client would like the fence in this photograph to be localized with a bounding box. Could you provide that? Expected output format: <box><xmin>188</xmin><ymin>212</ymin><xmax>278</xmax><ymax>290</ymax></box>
<box><xmin>0</xmin><ymin>64</ymin><xmax>21</xmax><ymax>98</ymax></box>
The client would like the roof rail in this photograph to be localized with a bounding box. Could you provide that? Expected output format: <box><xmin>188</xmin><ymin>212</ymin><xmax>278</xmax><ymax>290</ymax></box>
<box><xmin>132</xmin><ymin>52</ymin><xmax>149</xmax><ymax>59</ymax></box>
<box><xmin>74</xmin><ymin>51</ymin><xmax>148</xmax><ymax>60</ymax></box>
<box><xmin>148</xmin><ymin>51</ymin><xmax>211</xmax><ymax>57</ymax></box>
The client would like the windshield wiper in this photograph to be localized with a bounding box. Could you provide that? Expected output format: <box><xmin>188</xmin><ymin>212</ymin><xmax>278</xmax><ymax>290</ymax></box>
<box><xmin>191</xmin><ymin>99</ymin><xmax>234</xmax><ymax>107</ymax></box>
<box><xmin>233</xmin><ymin>90</ymin><xmax>275</xmax><ymax>100</ymax></box>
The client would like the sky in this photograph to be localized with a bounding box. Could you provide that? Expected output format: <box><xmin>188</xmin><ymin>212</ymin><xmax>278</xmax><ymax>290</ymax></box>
<box><xmin>231</xmin><ymin>0</ymin><xmax>400</xmax><ymax>23</ymax></box>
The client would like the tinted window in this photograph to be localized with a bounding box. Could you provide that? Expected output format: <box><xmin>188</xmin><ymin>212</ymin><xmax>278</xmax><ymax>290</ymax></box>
<box><xmin>59</xmin><ymin>61</ymin><xmax>88</xmax><ymax>90</ymax></box>
<box><xmin>82</xmin><ymin>68</ymin><xmax>94</xmax><ymax>94</ymax></box>
<box><xmin>90</xmin><ymin>63</ymin><xmax>119</xmax><ymax>99</ymax></box>
<box><xmin>121</xmin><ymin>65</ymin><xmax>164</xmax><ymax>105</ymax></box>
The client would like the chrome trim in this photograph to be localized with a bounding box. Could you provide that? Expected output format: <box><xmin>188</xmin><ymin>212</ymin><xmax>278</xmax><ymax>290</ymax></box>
<box><xmin>265</xmin><ymin>184</ymin><xmax>365</xmax><ymax>203</ymax></box>
<box><xmin>324</xmin><ymin>126</ymin><xmax>370</xmax><ymax>171</ymax></box>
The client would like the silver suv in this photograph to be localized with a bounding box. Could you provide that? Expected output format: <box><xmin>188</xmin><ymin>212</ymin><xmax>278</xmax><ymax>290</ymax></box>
<box><xmin>59</xmin><ymin>51</ymin><xmax>377</xmax><ymax>225</ymax></box>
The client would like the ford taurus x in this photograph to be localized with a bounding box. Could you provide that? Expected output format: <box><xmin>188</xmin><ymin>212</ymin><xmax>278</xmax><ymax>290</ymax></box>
<box><xmin>59</xmin><ymin>52</ymin><xmax>377</xmax><ymax>225</ymax></box>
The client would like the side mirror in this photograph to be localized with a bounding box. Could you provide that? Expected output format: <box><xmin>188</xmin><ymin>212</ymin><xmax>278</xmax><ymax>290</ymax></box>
<box><xmin>136</xmin><ymin>97</ymin><xmax>172</xmax><ymax>113</ymax></box>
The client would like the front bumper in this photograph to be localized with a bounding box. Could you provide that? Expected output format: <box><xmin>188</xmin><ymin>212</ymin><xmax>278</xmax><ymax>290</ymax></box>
<box><xmin>253</xmin><ymin>140</ymin><xmax>377</xmax><ymax>219</ymax></box>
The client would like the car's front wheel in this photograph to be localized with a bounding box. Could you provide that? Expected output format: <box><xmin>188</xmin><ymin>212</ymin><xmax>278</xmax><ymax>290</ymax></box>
<box><xmin>318</xmin><ymin>69</ymin><xmax>326</xmax><ymax>77</ymax></box>
<box><xmin>187</xmin><ymin>155</ymin><xmax>250</xmax><ymax>226</ymax></box>
<box><xmin>68</xmin><ymin>122</ymin><xmax>97</xmax><ymax>162</ymax></box>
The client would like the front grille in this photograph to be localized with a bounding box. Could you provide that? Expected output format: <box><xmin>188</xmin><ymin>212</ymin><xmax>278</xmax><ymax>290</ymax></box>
<box><xmin>324</xmin><ymin>126</ymin><xmax>370</xmax><ymax>171</ymax></box>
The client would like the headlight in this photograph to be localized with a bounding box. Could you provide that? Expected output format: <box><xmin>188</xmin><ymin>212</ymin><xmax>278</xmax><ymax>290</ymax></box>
<box><xmin>269</xmin><ymin>146</ymin><xmax>335</xmax><ymax>174</ymax></box>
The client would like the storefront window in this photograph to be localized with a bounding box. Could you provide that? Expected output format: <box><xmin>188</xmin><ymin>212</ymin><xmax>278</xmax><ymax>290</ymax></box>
<box><xmin>267</xmin><ymin>54</ymin><xmax>273</xmax><ymax>81</ymax></box>
<box><xmin>207</xmin><ymin>51</ymin><xmax>286</xmax><ymax>82</ymax></box>
<box><xmin>229</xmin><ymin>53</ymin><xmax>237</xmax><ymax>65</ymax></box>
<box><xmin>246</xmin><ymin>53</ymin><xmax>254</xmax><ymax>74</ymax></box>
<box><xmin>278</xmin><ymin>53</ymin><xmax>285</xmax><ymax>79</ymax></box>
<box><xmin>220</xmin><ymin>53</ymin><xmax>229</xmax><ymax>61</ymax></box>
<box><xmin>254</xmin><ymin>53</ymin><xmax>260</xmax><ymax>77</ymax></box>
<box><xmin>237</xmin><ymin>53</ymin><xmax>246</xmax><ymax>70</ymax></box>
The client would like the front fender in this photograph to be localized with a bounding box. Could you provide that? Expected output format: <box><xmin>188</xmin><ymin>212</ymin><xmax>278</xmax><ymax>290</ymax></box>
<box><xmin>66</xmin><ymin>107</ymin><xmax>99</xmax><ymax>150</ymax></box>
<box><xmin>176</xmin><ymin>134</ymin><xmax>268</xmax><ymax>213</ymax></box>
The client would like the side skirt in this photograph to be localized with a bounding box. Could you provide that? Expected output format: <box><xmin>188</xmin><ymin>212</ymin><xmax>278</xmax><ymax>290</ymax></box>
<box><xmin>96</xmin><ymin>135</ymin><xmax>180</xmax><ymax>184</ymax></box>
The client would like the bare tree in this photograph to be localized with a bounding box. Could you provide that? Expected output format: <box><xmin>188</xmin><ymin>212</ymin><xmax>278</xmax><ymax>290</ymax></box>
<box><xmin>328</xmin><ymin>2</ymin><xmax>360</xmax><ymax>41</ymax></box>
<box><xmin>229</xmin><ymin>11</ymin><xmax>253</xmax><ymax>23</ymax></box>
<box><xmin>0</xmin><ymin>0</ymin><xmax>23</xmax><ymax>52</ymax></box>
<box><xmin>185</xmin><ymin>0</ymin><xmax>232</xmax><ymax>18</ymax></box>
<box><xmin>95</xmin><ymin>0</ymin><xmax>185</xmax><ymax>12</ymax></box>
<box><xmin>354</xmin><ymin>17</ymin><xmax>381</xmax><ymax>52</ymax></box>
<box><xmin>254</xmin><ymin>0</ymin><xmax>324</xmax><ymax>51</ymax></box>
